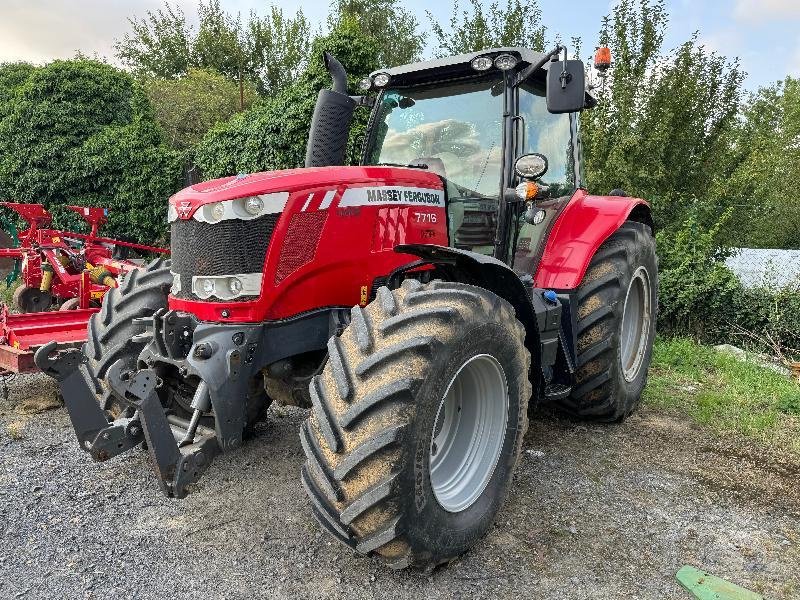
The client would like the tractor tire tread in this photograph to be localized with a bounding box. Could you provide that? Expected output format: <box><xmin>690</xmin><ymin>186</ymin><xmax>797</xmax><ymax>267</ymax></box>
<box><xmin>301</xmin><ymin>280</ymin><xmax>530</xmax><ymax>571</ymax></box>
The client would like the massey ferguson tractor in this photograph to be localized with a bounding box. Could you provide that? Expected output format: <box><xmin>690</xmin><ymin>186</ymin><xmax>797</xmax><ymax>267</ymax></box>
<box><xmin>37</xmin><ymin>46</ymin><xmax>657</xmax><ymax>571</ymax></box>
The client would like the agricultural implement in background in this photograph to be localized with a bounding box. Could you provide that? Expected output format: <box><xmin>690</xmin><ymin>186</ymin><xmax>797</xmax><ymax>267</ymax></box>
<box><xmin>0</xmin><ymin>202</ymin><xmax>168</xmax><ymax>374</ymax></box>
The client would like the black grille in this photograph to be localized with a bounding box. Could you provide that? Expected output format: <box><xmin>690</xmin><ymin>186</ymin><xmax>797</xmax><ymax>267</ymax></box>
<box><xmin>171</xmin><ymin>213</ymin><xmax>279</xmax><ymax>301</ymax></box>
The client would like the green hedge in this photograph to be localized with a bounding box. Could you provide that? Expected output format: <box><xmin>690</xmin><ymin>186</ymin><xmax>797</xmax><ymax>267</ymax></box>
<box><xmin>0</xmin><ymin>59</ymin><xmax>181</xmax><ymax>243</ymax></box>
<box><xmin>657</xmin><ymin>211</ymin><xmax>800</xmax><ymax>358</ymax></box>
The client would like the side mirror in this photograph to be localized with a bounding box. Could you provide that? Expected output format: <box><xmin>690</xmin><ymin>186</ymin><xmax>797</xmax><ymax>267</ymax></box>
<box><xmin>546</xmin><ymin>59</ymin><xmax>586</xmax><ymax>114</ymax></box>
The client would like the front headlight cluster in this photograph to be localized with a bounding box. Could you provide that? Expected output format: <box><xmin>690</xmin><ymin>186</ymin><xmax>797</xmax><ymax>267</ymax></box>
<box><xmin>167</xmin><ymin>191</ymin><xmax>288</xmax><ymax>224</ymax></box>
<box><xmin>470</xmin><ymin>53</ymin><xmax>518</xmax><ymax>72</ymax></box>
<box><xmin>190</xmin><ymin>273</ymin><xmax>263</xmax><ymax>301</ymax></box>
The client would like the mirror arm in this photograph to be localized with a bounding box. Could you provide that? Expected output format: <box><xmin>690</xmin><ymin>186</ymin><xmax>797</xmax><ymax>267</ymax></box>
<box><xmin>512</xmin><ymin>45</ymin><xmax>564</xmax><ymax>87</ymax></box>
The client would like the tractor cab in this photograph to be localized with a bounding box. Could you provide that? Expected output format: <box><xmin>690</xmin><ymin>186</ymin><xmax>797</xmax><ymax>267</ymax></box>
<box><xmin>361</xmin><ymin>48</ymin><xmax>592</xmax><ymax>273</ymax></box>
<box><xmin>318</xmin><ymin>47</ymin><xmax>590</xmax><ymax>275</ymax></box>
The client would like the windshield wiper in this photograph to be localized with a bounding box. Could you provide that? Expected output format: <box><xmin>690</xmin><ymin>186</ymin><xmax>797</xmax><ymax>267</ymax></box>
<box><xmin>375</xmin><ymin>162</ymin><xmax>429</xmax><ymax>169</ymax></box>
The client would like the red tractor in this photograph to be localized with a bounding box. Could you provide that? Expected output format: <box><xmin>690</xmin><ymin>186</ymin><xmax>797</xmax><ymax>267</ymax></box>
<box><xmin>38</xmin><ymin>46</ymin><xmax>657</xmax><ymax>571</ymax></box>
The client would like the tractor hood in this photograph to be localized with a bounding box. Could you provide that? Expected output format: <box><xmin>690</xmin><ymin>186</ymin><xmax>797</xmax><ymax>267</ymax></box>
<box><xmin>168</xmin><ymin>166</ymin><xmax>444</xmax><ymax>221</ymax></box>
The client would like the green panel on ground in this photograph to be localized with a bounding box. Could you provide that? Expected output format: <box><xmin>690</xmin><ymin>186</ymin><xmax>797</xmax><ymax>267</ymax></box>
<box><xmin>676</xmin><ymin>565</ymin><xmax>763</xmax><ymax>600</ymax></box>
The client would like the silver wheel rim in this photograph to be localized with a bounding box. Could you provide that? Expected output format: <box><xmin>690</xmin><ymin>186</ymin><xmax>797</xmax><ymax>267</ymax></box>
<box><xmin>429</xmin><ymin>354</ymin><xmax>508</xmax><ymax>513</ymax></box>
<box><xmin>620</xmin><ymin>266</ymin><xmax>652</xmax><ymax>382</ymax></box>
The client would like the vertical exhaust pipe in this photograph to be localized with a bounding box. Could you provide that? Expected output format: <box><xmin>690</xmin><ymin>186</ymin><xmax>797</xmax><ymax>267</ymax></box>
<box><xmin>304</xmin><ymin>52</ymin><xmax>357</xmax><ymax>168</ymax></box>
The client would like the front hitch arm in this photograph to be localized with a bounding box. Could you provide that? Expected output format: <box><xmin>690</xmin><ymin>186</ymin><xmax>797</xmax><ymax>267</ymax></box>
<box><xmin>34</xmin><ymin>342</ymin><xmax>140</xmax><ymax>460</ymax></box>
<box><xmin>35</xmin><ymin>342</ymin><xmax>218</xmax><ymax>498</ymax></box>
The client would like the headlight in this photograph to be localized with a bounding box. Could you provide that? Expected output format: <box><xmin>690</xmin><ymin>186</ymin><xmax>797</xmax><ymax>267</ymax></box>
<box><xmin>470</xmin><ymin>56</ymin><xmax>493</xmax><ymax>71</ymax></box>
<box><xmin>192</xmin><ymin>273</ymin><xmax>263</xmax><ymax>300</ymax></box>
<box><xmin>201</xmin><ymin>278</ymin><xmax>215</xmax><ymax>294</ymax></box>
<box><xmin>210</xmin><ymin>202</ymin><xmax>225</xmax><ymax>222</ymax></box>
<box><xmin>358</xmin><ymin>77</ymin><xmax>372</xmax><ymax>91</ymax></box>
<box><xmin>373</xmin><ymin>72</ymin><xmax>390</xmax><ymax>88</ymax></box>
<box><xmin>188</xmin><ymin>192</ymin><xmax>289</xmax><ymax>223</ymax></box>
<box><xmin>494</xmin><ymin>54</ymin><xmax>518</xmax><ymax>71</ymax></box>
<box><xmin>244</xmin><ymin>197</ymin><xmax>263</xmax><ymax>215</ymax></box>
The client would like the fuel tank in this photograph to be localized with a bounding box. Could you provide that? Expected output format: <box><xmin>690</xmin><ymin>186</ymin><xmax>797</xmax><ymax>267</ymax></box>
<box><xmin>167</xmin><ymin>166</ymin><xmax>448</xmax><ymax>322</ymax></box>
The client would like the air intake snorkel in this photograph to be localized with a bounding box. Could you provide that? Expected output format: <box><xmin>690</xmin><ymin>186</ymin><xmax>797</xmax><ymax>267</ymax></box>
<box><xmin>304</xmin><ymin>52</ymin><xmax>358</xmax><ymax>168</ymax></box>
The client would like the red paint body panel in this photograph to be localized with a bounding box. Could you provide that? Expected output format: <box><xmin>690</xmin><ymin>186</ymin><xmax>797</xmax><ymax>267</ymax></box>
<box><xmin>169</xmin><ymin>167</ymin><xmax>448</xmax><ymax>322</ymax></box>
<box><xmin>534</xmin><ymin>189</ymin><xmax>650</xmax><ymax>290</ymax></box>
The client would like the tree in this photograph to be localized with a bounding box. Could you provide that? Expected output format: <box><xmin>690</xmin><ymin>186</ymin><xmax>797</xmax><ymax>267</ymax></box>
<box><xmin>115</xmin><ymin>3</ymin><xmax>191</xmax><ymax>79</ymax></box>
<box><xmin>143</xmin><ymin>68</ymin><xmax>257</xmax><ymax>150</ymax></box>
<box><xmin>580</xmin><ymin>0</ymin><xmax>743</xmax><ymax>232</ymax></box>
<box><xmin>0</xmin><ymin>62</ymin><xmax>35</xmax><ymax>120</ymax></box>
<box><xmin>0</xmin><ymin>60</ymin><xmax>181</xmax><ymax>242</ymax></box>
<box><xmin>716</xmin><ymin>77</ymin><xmax>800</xmax><ymax>249</ymax></box>
<box><xmin>195</xmin><ymin>19</ymin><xmax>381</xmax><ymax>178</ymax></box>
<box><xmin>428</xmin><ymin>0</ymin><xmax>548</xmax><ymax>57</ymax></box>
<box><xmin>247</xmin><ymin>6</ymin><xmax>313</xmax><ymax>94</ymax></box>
<box><xmin>115</xmin><ymin>1</ymin><xmax>311</xmax><ymax>96</ymax></box>
<box><xmin>328</xmin><ymin>0</ymin><xmax>425</xmax><ymax>67</ymax></box>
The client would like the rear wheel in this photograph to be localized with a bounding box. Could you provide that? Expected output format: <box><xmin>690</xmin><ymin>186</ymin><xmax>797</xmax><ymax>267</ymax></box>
<box><xmin>300</xmin><ymin>279</ymin><xmax>531</xmax><ymax>570</ymax></box>
<box><xmin>556</xmin><ymin>221</ymin><xmax>657</xmax><ymax>421</ymax></box>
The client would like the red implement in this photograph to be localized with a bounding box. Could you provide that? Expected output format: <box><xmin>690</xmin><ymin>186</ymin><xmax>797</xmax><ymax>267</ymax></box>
<box><xmin>0</xmin><ymin>304</ymin><xmax>98</xmax><ymax>373</ymax></box>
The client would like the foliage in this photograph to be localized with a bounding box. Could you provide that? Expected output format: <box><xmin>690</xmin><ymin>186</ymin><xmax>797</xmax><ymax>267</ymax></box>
<box><xmin>115</xmin><ymin>3</ymin><xmax>191</xmax><ymax>79</ymax></box>
<box><xmin>0</xmin><ymin>60</ymin><xmax>181</xmax><ymax>242</ymax></box>
<box><xmin>329</xmin><ymin>0</ymin><xmax>426</xmax><ymax>67</ymax></box>
<box><xmin>115</xmin><ymin>1</ymin><xmax>311</xmax><ymax>95</ymax></box>
<box><xmin>0</xmin><ymin>62</ymin><xmax>35</xmax><ymax>118</ymax></box>
<box><xmin>716</xmin><ymin>77</ymin><xmax>800</xmax><ymax>249</ymax></box>
<box><xmin>195</xmin><ymin>19</ymin><xmax>381</xmax><ymax>178</ymax></box>
<box><xmin>143</xmin><ymin>68</ymin><xmax>257</xmax><ymax>150</ymax></box>
<box><xmin>656</xmin><ymin>209</ymin><xmax>744</xmax><ymax>340</ymax></box>
<box><xmin>581</xmin><ymin>0</ymin><xmax>743</xmax><ymax>232</ymax></box>
<box><xmin>428</xmin><ymin>0</ymin><xmax>547</xmax><ymax>57</ymax></box>
<box><xmin>657</xmin><ymin>209</ymin><xmax>800</xmax><ymax>358</ymax></box>
<box><xmin>643</xmin><ymin>336</ymin><xmax>800</xmax><ymax>457</ymax></box>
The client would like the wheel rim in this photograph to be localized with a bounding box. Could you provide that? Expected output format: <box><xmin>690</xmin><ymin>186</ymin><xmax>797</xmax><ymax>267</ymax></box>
<box><xmin>620</xmin><ymin>266</ymin><xmax>652</xmax><ymax>382</ymax></box>
<box><xmin>429</xmin><ymin>354</ymin><xmax>508</xmax><ymax>513</ymax></box>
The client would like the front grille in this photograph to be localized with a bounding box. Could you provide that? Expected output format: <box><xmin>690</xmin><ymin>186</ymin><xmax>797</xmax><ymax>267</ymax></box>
<box><xmin>274</xmin><ymin>211</ymin><xmax>327</xmax><ymax>284</ymax></box>
<box><xmin>171</xmin><ymin>213</ymin><xmax>279</xmax><ymax>301</ymax></box>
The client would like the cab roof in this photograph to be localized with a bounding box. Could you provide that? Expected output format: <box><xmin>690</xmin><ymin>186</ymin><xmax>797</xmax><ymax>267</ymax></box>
<box><xmin>369</xmin><ymin>47</ymin><xmax>547</xmax><ymax>87</ymax></box>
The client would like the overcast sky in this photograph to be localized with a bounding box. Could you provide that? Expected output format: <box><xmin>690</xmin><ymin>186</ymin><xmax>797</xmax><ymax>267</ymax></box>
<box><xmin>1</xmin><ymin>0</ymin><xmax>799</xmax><ymax>90</ymax></box>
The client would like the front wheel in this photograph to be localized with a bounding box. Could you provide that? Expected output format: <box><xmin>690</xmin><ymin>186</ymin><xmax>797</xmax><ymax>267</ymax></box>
<box><xmin>300</xmin><ymin>279</ymin><xmax>531</xmax><ymax>570</ymax></box>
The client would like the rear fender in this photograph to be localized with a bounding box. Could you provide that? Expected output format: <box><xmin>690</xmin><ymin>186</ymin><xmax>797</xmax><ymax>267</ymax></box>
<box><xmin>535</xmin><ymin>189</ymin><xmax>652</xmax><ymax>291</ymax></box>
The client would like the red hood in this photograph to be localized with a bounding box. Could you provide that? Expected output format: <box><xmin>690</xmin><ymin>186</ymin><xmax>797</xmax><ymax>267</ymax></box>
<box><xmin>169</xmin><ymin>166</ymin><xmax>444</xmax><ymax>219</ymax></box>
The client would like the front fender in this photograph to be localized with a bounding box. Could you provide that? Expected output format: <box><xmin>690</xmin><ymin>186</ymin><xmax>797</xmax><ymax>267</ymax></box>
<box><xmin>534</xmin><ymin>189</ymin><xmax>652</xmax><ymax>290</ymax></box>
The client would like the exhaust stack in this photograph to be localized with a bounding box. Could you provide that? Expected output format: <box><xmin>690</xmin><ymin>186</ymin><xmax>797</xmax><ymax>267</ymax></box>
<box><xmin>304</xmin><ymin>53</ymin><xmax>357</xmax><ymax>168</ymax></box>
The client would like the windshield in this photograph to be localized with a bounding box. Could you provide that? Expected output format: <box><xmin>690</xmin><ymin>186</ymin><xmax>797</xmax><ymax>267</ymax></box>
<box><xmin>365</xmin><ymin>76</ymin><xmax>504</xmax><ymax>200</ymax></box>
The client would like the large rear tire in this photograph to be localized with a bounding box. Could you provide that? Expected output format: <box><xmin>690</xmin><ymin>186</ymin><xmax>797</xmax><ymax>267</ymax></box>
<box><xmin>556</xmin><ymin>221</ymin><xmax>657</xmax><ymax>422</ymax></box>
<box><xmin>300</xmin><ymin>279</ymin><xmax>531</xmax><ymax>570</ymax></box>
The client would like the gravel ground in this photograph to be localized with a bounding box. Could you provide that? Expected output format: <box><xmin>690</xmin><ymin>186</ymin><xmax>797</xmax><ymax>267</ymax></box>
<box><xmin>1</xmin><ymin>373</ymin><xmax>798</xmax><ymax>599</ymax></box>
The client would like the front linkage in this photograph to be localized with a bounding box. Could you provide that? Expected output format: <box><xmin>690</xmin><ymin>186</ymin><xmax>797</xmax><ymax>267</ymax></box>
<box><xmin>34</xmin><ymin>341</ymin><xmax>218</xmax><ymax>498</ymax></box>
